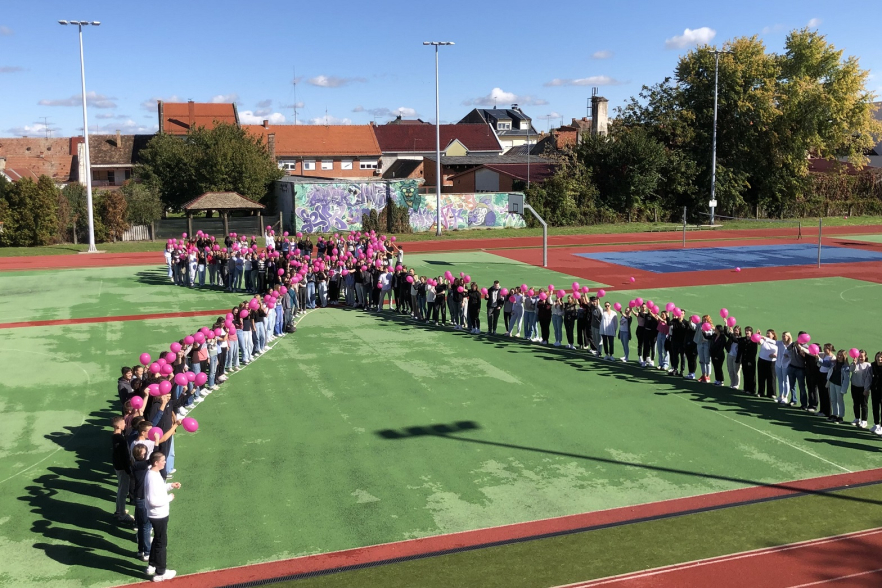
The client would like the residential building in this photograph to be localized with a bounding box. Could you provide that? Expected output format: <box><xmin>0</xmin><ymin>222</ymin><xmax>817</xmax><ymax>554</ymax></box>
<box><xmin>450</xmin><ymin>163</ymin><xmax>556</xmax><ymax>193</ymax></box>
<box><xmin>245</xmin><ymin>122</ymin><xmax>382</xmax><ymax>178</ymax></box>
<box><xmin>80</xmin><ymin>132</ymin><xmax>152</xmax><ymax>189</ymax></box>
<box><xmin>458</xmin><ymin>105</ymin><xmax>539</xmax><ymax>153</ymax></box>
<box><xmin>373</xmin><ymin>122</ymin><xmax>503</xmax><ymax>172</ymax></box>
<box><xmin>0</xmin><ymin>137</ymin><xmax>78</xmax><ymax>185</ymax></box>
<box><xmin>423</xmin><ymin>154</ymin><xmax>551</xmax><ymax>192</ymax></box>
<box><xmin>158</xmin><ymin>100</ymin><xmax>240</xmax><ymax>135</ymax></box>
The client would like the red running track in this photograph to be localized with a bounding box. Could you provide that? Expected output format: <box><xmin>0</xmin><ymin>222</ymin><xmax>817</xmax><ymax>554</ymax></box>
<box><xmin>0</xmin><ymin>309</ymin><xmax>230</xmax><ymax>330</ymax></box>
<box><xmin>561</xmin><ymin>528</ymin><xmax>882</xmax><ymax>588</ymax></box>
<box><xmin>3</xmin><ymin>225</ymin><xmax>882</xmax><ymax>272</ymax></box>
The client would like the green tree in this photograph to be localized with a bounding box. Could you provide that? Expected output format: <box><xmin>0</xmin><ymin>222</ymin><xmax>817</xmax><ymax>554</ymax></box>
<box><xmin>61</xmin><ymin>183</ymin><xmax>88</xmax><ymax>243</ymax></box>
<box><xmin>522</xmin><ymin>152</ymin><xmax>599</xmax><ymax>226</ymax></box>
<box><xmin>120</xmin><ymin>182</ymin><xmax>163</xmax><ymax>225</ymax></box>
<box><xmin>32</xmin><ymin>176</ymin><xmax>60</xmax><ymax>245</ymax></box>
<box><xmin>96</xmin><ymin>190</ymin><xmax>129</xmax><ymax>241</ymax></box>
<box><xmin>136</xmin><ymin>122</ymin><xmax>283</xmax><ymax>211</ymax></box>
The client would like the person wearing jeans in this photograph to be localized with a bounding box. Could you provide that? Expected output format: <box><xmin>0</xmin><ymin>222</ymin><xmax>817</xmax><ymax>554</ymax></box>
<box><xmin>600</xmin><ymin>301</ymin><xmax>618</xmax><ymax>359</ymax></box>
<box><xmin>111</xmin><ymin>416</ymin><xmax>134</xmax><ymax>523</ymax></box>
<box><xmin>656</xmin><ymin>312</ymin><xmax>670</xmax><ymax>370</ymax></box>
<box><xmin>776</xmin><ymin>333</ymin><xmax>792</xmax><ymax>403</ymax></box>
<box><xmin>618</xmin><ymin>308</ymin><xmax>632</xmax><ymax>361</ymax></box>
<box><xmin>826</xmin><ymin>350</ymin><xmax>850</xmax><ymax>423</ymax></box>
<box><xmin>787</xmin><ymin>336</ymin><xmax>810</xmax><ymax>408</ymax></box>
<box><xmin>551</xmin><ymin>297</ymin><xmax>564</xmax><ymax>346</ymax></box>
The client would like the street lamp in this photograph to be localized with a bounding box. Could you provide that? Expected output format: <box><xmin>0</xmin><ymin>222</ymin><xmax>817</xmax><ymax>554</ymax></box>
<box><xmin>58</xmin><ymin>19</ymin><xmax>101</xmax><ymax>252</ymax></box>
<box><xmin>423</xmin><ymin>41</ymin><xmax>454</xmax><ymax>237</ymax></box>
<box><xmin>709</xmin><ymin>48</ymin><xmax>732</xmax><ymax>227</ymax></box>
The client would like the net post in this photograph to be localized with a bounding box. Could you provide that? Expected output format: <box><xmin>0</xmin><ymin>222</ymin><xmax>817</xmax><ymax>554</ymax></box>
<box><xmin>682</xmin><ymin>206</ymin><xmax>687</xmax><ymax>248</ymax></box>
<box><xmin>798</xmin><ymin>221</ymin><xmax>801</xmax><ymax>241</ymax></box>
<box><xmin>817</xmin><ymin>218</ymin><xmax>822</xmax><ymax>268</ymax></box>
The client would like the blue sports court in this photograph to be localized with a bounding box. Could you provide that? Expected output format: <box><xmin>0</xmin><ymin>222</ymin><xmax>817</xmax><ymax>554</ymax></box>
<box><xmin>576</xmin><ymin>244</ymin><xmax>882</xmax><ymax>273</ymax></box>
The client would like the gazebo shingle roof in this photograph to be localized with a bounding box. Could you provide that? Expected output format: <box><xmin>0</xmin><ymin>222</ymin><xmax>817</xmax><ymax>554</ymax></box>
<box><xmin>183</xmin><ymin>191</ymin><xmax>265</xmax><ymax>211</ymax></box>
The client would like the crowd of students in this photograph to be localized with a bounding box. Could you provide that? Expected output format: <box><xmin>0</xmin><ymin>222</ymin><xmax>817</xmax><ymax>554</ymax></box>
<box><xmin>114</xmin><ymin>227</ymin><xmax>880</xmax><ymax>581</ymax></box>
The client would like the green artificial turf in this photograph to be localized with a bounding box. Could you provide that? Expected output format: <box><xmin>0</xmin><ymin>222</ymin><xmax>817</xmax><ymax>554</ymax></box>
<box><xmin>3</xmin><ymin>267</ymin><xmax>882</xmax><ymax>588</ymax></box>
<box><xmin>840</xmin><ymin>233</ymin><xmax>882</xmax><ymax>244</ymax></box>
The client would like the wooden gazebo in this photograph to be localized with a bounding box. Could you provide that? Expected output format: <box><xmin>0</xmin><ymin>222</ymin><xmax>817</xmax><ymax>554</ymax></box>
<box><xmin>182</xmin><ymin>191</ymin><xmax>267</xmax><ymax>236</ymax></box>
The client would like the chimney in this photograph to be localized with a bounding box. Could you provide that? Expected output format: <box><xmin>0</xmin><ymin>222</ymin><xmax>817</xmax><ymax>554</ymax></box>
<box><xmin>511</xmin><ymin>103</ymin><xmax>519</xmax><ymax>111</ymax></box>
<box><xmin>262</xmin><ymin>120</ymin><xmax>268</xmax><ymax>129</ymax></box>
<box><xmin>116</xmin><ymin>130</ymin><xmax>121</xmax><ymax>147</ymax></box>
<box><xmin>590</xmin><ymin>89</ymin><xmax>609</xmax><ymax>136</ymax></box>
<box><xmin>157</xmin><ymin>100</ymin><xmax>164</xmax><ymax>134</ymax></box>
<box><xmin>0</xmin><ymin>156</ymin><xmax>5</xmax><ymax>172</ymax></box>
<box><xmin>188</xmin><ymin>100</ymin><xmax>196</xmax><ymax>127</ymax></box>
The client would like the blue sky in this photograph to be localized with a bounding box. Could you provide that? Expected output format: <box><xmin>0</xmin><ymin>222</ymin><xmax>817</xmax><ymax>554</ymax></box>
<box><xmin>1</xmin><ymin>0</ymin><xmax>879</xmax><ymax>138</ymax></box>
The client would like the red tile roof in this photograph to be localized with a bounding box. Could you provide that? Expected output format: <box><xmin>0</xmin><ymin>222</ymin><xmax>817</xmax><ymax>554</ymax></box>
<box><xmin>160</xmin><ymin>101</ymin><xmax>239</xmax><ymax>135</ymax></box>
<box><xmin>244</xmin><ymin>124</ymin><xmax>382</xmax><ymax>157</ymax></box>
<box><xmin>373</xmin><ymin>123</ymin><xmax>502</xmax><ymax>153</ymax></box>
<box><xmin>1</xmin><ymin>155</ymin><xmax>75</xmax><ymax>182</ymax></box>
<box><xmin>2</xmin><ymin>167</ymin><xmax>39</xmax><ymax>182</ymax></box>
<box><xmin>450</xmin><ymin>163</ymin><xmax>557</xmax><ymax>183</ymax></box>
<box><xmin>0</xmin><ymin>137</ymin><xmax>79</xmax><ymax>182</ymax></box>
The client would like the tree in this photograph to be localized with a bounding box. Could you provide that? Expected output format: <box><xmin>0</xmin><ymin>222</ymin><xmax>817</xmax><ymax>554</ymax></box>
<box><xmin>522</xmin><ymin>152</ymin><xmax>600</xmax><ymax>226</ymax></box>
<box><xmin>96</xmin><ymin>190</ymin><xmax>129</xmax><ymax>242</ymax></box>
<box><xmin>61</xmin><ymin>183</ymin><xmax>88</xmax><ymax>243</ymax></box>
<box><xmin>120</xmin><ymin>182</ymin><xmax>163</xmax><ymax>225</ymax></box>
<box><xmin>0</xmin><ymin>176</ymin><xmax>58</xmax><ymax>246</ymax></box>
<box><xmin>136</xmin><ymin>122</ymin><xmax>283</xmax><ymax>211</ymax></box>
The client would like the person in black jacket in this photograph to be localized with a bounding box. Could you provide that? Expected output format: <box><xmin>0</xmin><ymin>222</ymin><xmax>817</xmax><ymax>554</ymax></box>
<box><xmin>118</xmin><ymin>367</ymin><xmax>134</xmax><ymax>413</ymax></box>
<box><xmin>710</xmin><ymin>325</ymin><xmax>727</xmax><ymax>386</ymax></box>
<box><xmin>737</xmin><ymin>326</ymin><xmax>759</xmax><ymax>395</ymax></box>
<box><xmin>669</xmin><ymin>316</ymin><xmax>687</xmax><ymax>376</ymax></box>
<box><xmin>131</xmin><ymin>444</ymin><xmax>152</xmax><ymax>560</ymax></box>
<box><xmin>486</xmin><ymin>281</ymin><xmax>502</xmax><ymax>334</ymax></box>
<box><xmin>537</xmin><ymin>291</ymin><xmax>552</xmax><ymax>344</ymax></box>
<box><xmin>466</xmin><ymin>283</ymin><xmax>482</xmax><ymax>334</ymax></box>
<box><xmin>111</xmin><ymin>415</ymin><xmax>135</xmax><ymax>524</ymax></box>
<box><xmin>641</xmin><ymin>307</ymin><xmax>658</xmax><ymax>367</ymax></box>
<box><xmin>433</xmin><ymin>278</ymin><xmax>448</xmax><ymax>325</ymax></box>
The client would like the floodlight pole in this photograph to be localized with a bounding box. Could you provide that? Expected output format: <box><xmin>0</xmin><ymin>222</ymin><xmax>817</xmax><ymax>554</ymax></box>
<box><xmin>59</xmin><ymin>19</ymin><xmax>101</xmax><ymax>252</ymax></box>
<box><xmin>424</xmin><ymin>41</ymin><xmax>454</xmax><ymax>237</ymax></box>
<box><xmin>709</xmin><ymin>49</ymin><xmax>732</xmax><ymax>228</ymax></box>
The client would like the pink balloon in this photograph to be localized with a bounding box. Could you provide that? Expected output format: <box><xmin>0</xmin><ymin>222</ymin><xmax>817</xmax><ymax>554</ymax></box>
<box><xmin>130</xmin><ymin>396</ymin><xmax>144</xmax><ymax>409</ymax></box>
<box><xmin>797</xmin><ymin>333</ymin><xmax>811</xmax><ymax>345</ymax></box>
<box><xmin>597</xmin><ymin>289</ymin><xmax>606</xmax><ymax>298</ymax></box>
<box><xmin>665</xmin><ymin>302</ymin><xmax>675</xmax><ymax>312</ymax></box>
<box><xmin>181</xmin><ymin>417</ymin><xmax>199</xmax><ymax>433</ymax></box>
<box><xmin>509</xmin><ymin>295</ymin><xmax>516</xmax><ymax>302</ymax></box>
<box><xmin>149</xmin><ymin>362</ymin><xmax>161</xmax><ymax>374</ymax></box>
<box><xmin>556</xmin><ymin>289</ymin><xmax>566</xmax><ymax>298</ymax></box>
<box><xmin>539</xmin><ymin>292</ymin><xmax>548</xmax><ymax>301</ymax></box>
<box><xmin>183</xmin><ymin>335</ymin><xmax>195</xmax><ymax>346</ymax></box>
<box><xmin>148</xmin><ymin>427</ymin><xmax>164</xmax><ymax>442</ymax></box>
<box><xmin>548</xmin><ymin>284</ymin><xmax>555</xmax><ymax>292</ymax></box>
<box><xmin>164</xmin><ymin>352</ymin><xmax>176</xmax><ymax>363</ymax></box>
<box><xmin>194</xmin><ymin>372</ymin><xmax>208</xmax><ymax>386</ymax></box>
<box><xmin>278</xmin><ymin>268</ymin><xmax>285</xmax><ymax>276</ymax></box>
<box><xmin>194</xmin><ymin>332</ymin><xmax>205</xmax><ymax>344</ymax></box>
<box><xmin>528</xmin><ymin>289</ymin><xmax>535</xmax><ymax>296</ymax></box>
<box><xmin>808</xmin><ymin>344</ymin><xmax>820</xmax><ymax>355</ymax></box>
<box><xmin>147</xmin><ymin>384</ymin><xmax>161</xmax><ymax>397</ymax></box>
<box><xmin>174</xmin><ymin>373</ymin><xmax>188</xmax><ymax>387</ymax></box>
<box><xmin>635</xmin><ymin>297</ymin><xmax>643</xmax><ymax>306</ymax></box>
<box><xmin>500</xmin><ymin>288</ymin><xmax>509</xmax><ymax>297</ymax></box>
<box><xmin>701</xmin><ymin>322</ymin><xmax>713</xmax><ymax>332</ymax></box>
<box><xmin>161</xmin><ymin>364</ymin><xmax>174</xmax><ymax>376</ymax></box>
<box><xmin>406</xmin><ymin>275</ymin><xmax>414</xmax><ymax>283</ymax></box>
<box><xmin>239</xmin><ymin>310</ymin><xmax>249</xmax><ymax>318</ymax></box>
<box><xmin>464</xmin><ymin>275</ymin><xmax>471</xmax><ymax>284</ymax></box>
<box><xmin>457</xmin><ymin>286</ymin><xmax>464</xmax><ymax>293</ymax></box>
<box><xmin>480</xmin><ymin>287</ymin><xmax>488</xmax><ymax>296</ymax></box>
<box><xmin>718</xmin><ymin>308</ymin><xmax>728</xmax><ymax>318</ymax></box>
<box><xmin>630</xmin><ymin>277</ymin><xmax>636</xmax><ymax>283</ymax></box>
<box><xmin>735</xmin><ymin>267</ymin><xmax>742</xmax><ymax>272</ymax></box>
<box><xmin>139</xmin><ymin>353</ymin><xmax>151</xmax><ymax>366</ymax></box>
<box><xmin>170</xmin><ymin>342</ymin><xmax>182</xmax><ymax>353</ymax></box>
<box><xmin>614</xmin><ymin>302</ymin><xmax>622</xmax><ymax>311</ymax></box>
<box><xmin>849</xmin><ymin>347</ymin><xmax>860</xmax><ymax>359</ymax></box>
<box><xmin>673</xmin><ymin>308</ymin><xmax>683</xmax><ymax>318</ymax></box>
<box><xmin>628</xmin><ymin>300</ymin><xmax>636</xmax><ymax>308</ymax></box>
<box><xmin>726</xmin><ymin>316</ymin><xmax>737</xmax><ymax>327</ymax></box>
<box><xmin>690</xmin><ymin>315</ymin><xmax>700</xmax><ymax>324</ymax></box>
<box><xmin>751</xmin><ymin>333</ymin><xmax>762</xmax><ymax>343</ymax></box>
<box><xmin>572</xmin><ymin>282</ymin><xmax>580</xmax><ymax>291</ymax></box>
<box><xmin>214</xmin><ymin>328</ymin><xmax>224</xmax><ymax>337</ymax></box>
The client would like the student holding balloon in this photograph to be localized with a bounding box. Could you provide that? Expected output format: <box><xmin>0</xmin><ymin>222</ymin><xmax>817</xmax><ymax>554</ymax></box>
<box><xmin>756</xmin><ymin>330</ymin><xmax>778</xmax><ymax>398</ymax></box>
<box><xmin>850</xmin><ymin>349</ymin><xmax>872</xmax><ymax>428</ymax></box>
<box><xmin>776</xmin><ymin>332</ymin><xmax>792</xmax><ymax>403</ymax></box>
<box><xmin>600</xmin><ymin>300</ymin><xmax>618</xmax><ymax>359</ymax></box>
<box><xmin>826</xmin><ymin>349</ymin><xmax>850</xmax><ymax>423</ymax></box>
<box><xmin>788</xmin><ymin>333</ymin><xmax>812</xmax><ymax>410</ymax></box>
<box><xmin>737</xmin><ymin>327</ymin><xmax>759</xmax><ymax>394</ymax></box>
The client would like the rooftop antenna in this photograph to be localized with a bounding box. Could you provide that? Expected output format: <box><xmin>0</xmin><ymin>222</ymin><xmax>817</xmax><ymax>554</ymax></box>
<box><xmin>40</xmin><ymin>117</ymin><xmax>51</xmax><ymax>138</ymax></box>
<box><xmin>292</xmin><ymin>65</ymin><xmax>298</xmax><ymax>125</ymax></box>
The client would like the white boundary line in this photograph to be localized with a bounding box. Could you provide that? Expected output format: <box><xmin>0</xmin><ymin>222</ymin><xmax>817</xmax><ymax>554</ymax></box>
<box><xmin>787</xmin><ymin>568</ymin><xmax>882</xmax><ymax>588</ymax></box>
<box><xmin>557</xmin><ymin>527</ymin><xmax>882</xmax><ymax>587</ymax></box>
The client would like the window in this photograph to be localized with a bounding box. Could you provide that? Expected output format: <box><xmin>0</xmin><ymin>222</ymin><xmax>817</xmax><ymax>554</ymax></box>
<box><xmin>497</xmin><ymin>121</ymin><xmax>511</xmax><ymax>130</ymax></box>
<box><xmin>341</xmin><ymin>160</ymin><xmax>353</xmax><ymax>170</ymax></box>
<box><xmin>278</xmin><ymin>161</ymin><xmax>297</xmax><ymax>171</ymax></box>
<box><xmin>92</xmin><ymin>169</ymin><xmax>99</xmax><ymax>181</ymax></box>
<box><xmin>321</xmin><ymin>160</ymin><xmax>333</xmax><ymax>170</ymax></box>
<box><xmin>359</xmin><ymin>159</ymin><xmax>378</xmax><ymax>170</ymax></box>
<box><xmin>124</xmin><ymin>169</ymin><xmax>132</xmax><ymax>180</ymax></box>
<box><xmin>107</xmin><ymin>171</ymin><xmax>115</xmax><ymax>184</ymax></box>
<box><xmin>303</xmin><ymin>160</ymin><xmax>316</xmax><ymax>171</ymax></box>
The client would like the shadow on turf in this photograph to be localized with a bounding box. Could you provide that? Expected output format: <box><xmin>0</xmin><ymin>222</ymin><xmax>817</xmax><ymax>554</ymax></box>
<box><xmin>17</xmin><ymin>400</ymin><xmax>145</xmax><ymax>579</ymax></box>
<box><xmin>351</xmin><ymin>306</ymin><xmax>882</xmax><ymax>456</ymax></box>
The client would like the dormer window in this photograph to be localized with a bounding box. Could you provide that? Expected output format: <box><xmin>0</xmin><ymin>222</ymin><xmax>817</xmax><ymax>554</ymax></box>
<box><xmin>497</xmin><ymin>122</ymin><xmax>511</xmax><ymax>130</ymax></box>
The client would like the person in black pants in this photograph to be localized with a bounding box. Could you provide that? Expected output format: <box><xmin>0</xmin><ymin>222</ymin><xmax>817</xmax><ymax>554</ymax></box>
<box><xmin>806</xmin><ymin>347</ymin><xmax>823</xmax><ymax>412</ymax></box>
<box><xmin>537</xmin><ymin>293</ymin><xmax>552</xmax><ymax>344</ymax></box>
<box><xmin>669</xmin><ymin>317</ymin><xmax>687</xmax><ymax>376</ymax></box>
<box><xmin>710</xmin><ymin>326</ymin><xmax>727</xmax><ymax>385</ymax></box>
<box><xmin>563</xmin><ymin>297</ymin><xmax>578</xmax><ymax>349</ymax></box>
<box><xmin>641</xmin><ymin>307</ymin><xmax>658</xmax><ymax>367</ymax></box>
<box><xmin>433</xmin><ymin>280</ymin><xmax>447</xmax><ymax>324</ymax></box>
<box><xmin>576</xmin><ymin>300</ymin><xmax>589</xmax><ymax>350</ymax></box>
<box><xmin>756</xmin><ymin>329</ymin><xmax>778</xmax><ymax>397</ymax></box>
<box><xmin>871</xmin><ymin>353</ymin><xmax>882</xmax><ymax>432</ymax></box>
<box><xmin>486</xmin><ymin>281</ymin><xmax>502</xmax><ymax>334</ymax></box>
<box><xmin>737</xmin><ymin>327</ymin><xmax>759</xmax><ymax>395</ymax></box>
<box><xmin>466</xmin><ymin>283</ymin><xmax>482</xmax><ymax>333</ymax></box>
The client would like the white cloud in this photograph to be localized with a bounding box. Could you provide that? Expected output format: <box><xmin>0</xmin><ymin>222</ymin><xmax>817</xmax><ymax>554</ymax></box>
<box><xmin>307</xmin><ymin>114</ymin><xmax>352</xmax><ymax>125</ymax></box>
<box><xmin>0</xmin><ymin>66</ymin><xmax>23</xmax><ymax>73</ymax></box>
<box><xmin>210</xmin><ymin>93</ymin><xmax>239</xmax><ymax>103</ymax></box>
<box><xmin>0</xmin><ymin>25</ymin><xmax>12</xmax><ymax>36</ymax></box>
<box><xmin>281</xmin><ymin>101</ymin><xmax>305</xmax><ymax>110</ymax></box>
<box><xmin>307</xmin><ymin>75</ymin><xmax>366</xmax><ymax>88</ymax></box>
<box><xmin>544</xmin><ymin>76</ymin><xmax>625</xmax><ymax>87</ymax></box>
<box><xmin>95</xmin><ymin>113</ymin><xmax>131</xmax><ymax>120</ymax></box>
<box><xmin>39</xmin><ymin>91</ymin><xmax>117</xmax><ymax>108</ymax></box>
<box><xmin>592</xmin><ymin>50</ymin><xmax>613</xmax><ymax>59</ymax></box>
<box><xmin>665</xmin><ymin>27</ymin><xmax>716</xmax><ymax>49</ymax></box>
<box><xmin>85</xmin><ymin>119</ymin><xmax>159</xmax><ymax>134</ymax></box>
<box><xmin>238</xmin><ymin>110</ymin><xmax>287</xmax><ymax>125</ymax></box>
<box><xmin>5</xmin><ymin>122</ymin><xmax>59</xmax><ymax>137</ymax></box>
<box><xmin>807</xmin><ymin>18</ymin><xmax>822</xmax><ymax>28</ymax></box>
<box><xmin>463</xmin><ymin>87</ymin><xmax>548</xmax><ymax>107</ymax></box>
<box><xmin>352</xmin><ymin>106</ymin><xmax>419</xmax><ymax>118</ymax></box>
<box><xmin>761</xmin><ymin>24</ymin><xmax>784</xmax><ymax>34</ymax></box>
<box><xmin>140</xmin><ymin>95</ymin><xmax>182</xmax><ymax>111</ymax></box>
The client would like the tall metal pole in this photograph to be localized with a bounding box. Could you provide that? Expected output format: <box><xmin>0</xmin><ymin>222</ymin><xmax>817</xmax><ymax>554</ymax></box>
<box><xmin>709</xmin><ymin>51</ymin><xmax>720</xmax><ymax>228</ymax></box>
<box><xmin>434</xmin><ymin>44</ymin><xmax>441</xmax><ymax>236</ymax></box>
<box><xmin>78</xmin><ymin>23</ymin><xmax>97</xmax><ymax>252</ymax></box>
<box><xmin>818</xmin><ymin>218</ymin><xmax>822</xmax><ymax>268</ymax></box>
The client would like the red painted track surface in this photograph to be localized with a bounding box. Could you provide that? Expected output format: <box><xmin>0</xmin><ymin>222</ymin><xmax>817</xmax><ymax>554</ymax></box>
<box><xmin>0</xmin><ymin>309</ymin><xmax>230</xmax><ymax>330</ymax></box>
<box><xmin>144</xmin><ymin>468</ymin><xmax>882</xmax><ymax>588</ymax></box>
<box><xmin>560</xmin><ymin>528</ymin><xmax>882</xmax><ymax>588</ymax></box>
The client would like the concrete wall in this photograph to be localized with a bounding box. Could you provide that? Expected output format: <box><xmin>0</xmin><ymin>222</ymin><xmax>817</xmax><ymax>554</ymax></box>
<box><xmin>282</xmin><ymin>179</ymin><xmax>525</xmax><ymax>233</ymax></box>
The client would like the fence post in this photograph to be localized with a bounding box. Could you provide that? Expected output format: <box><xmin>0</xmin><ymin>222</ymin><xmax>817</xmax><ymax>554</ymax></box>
<box><xmin>817</xmin><ymin>218</ymin><xmax>822</xmax><ymax>268</ymax></box>
<box><xmin>150</xmin><ymin>221</ymin><xmax>155</xmax><ymax>242</ymax></box>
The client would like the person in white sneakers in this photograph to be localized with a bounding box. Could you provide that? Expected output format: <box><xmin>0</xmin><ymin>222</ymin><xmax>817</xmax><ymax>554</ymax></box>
<box><xmin>871</xmin><ymin>352</ymin><xmax>882</xmax><ymax>435</ymax></box>
<box><xmin>850</xmin><ymin>349</ymin><xmax>872</xmax><ymax>429</ymax></box>
<box><xmin>599</xmin><ymin>301</ymin><xmax>618</xmax><ymax>360</ymax></box>
<box><xmin>145</xmin><ymin>451</ymin><xmax>180</xmax><ymax>582</ymax></box>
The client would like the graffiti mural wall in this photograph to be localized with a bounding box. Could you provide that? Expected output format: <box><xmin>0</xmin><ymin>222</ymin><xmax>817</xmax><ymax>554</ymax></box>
<box><xmin>292</xmin><ymin>180</ymin><xmax>526</xmax><ymax>233</ymax></box>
